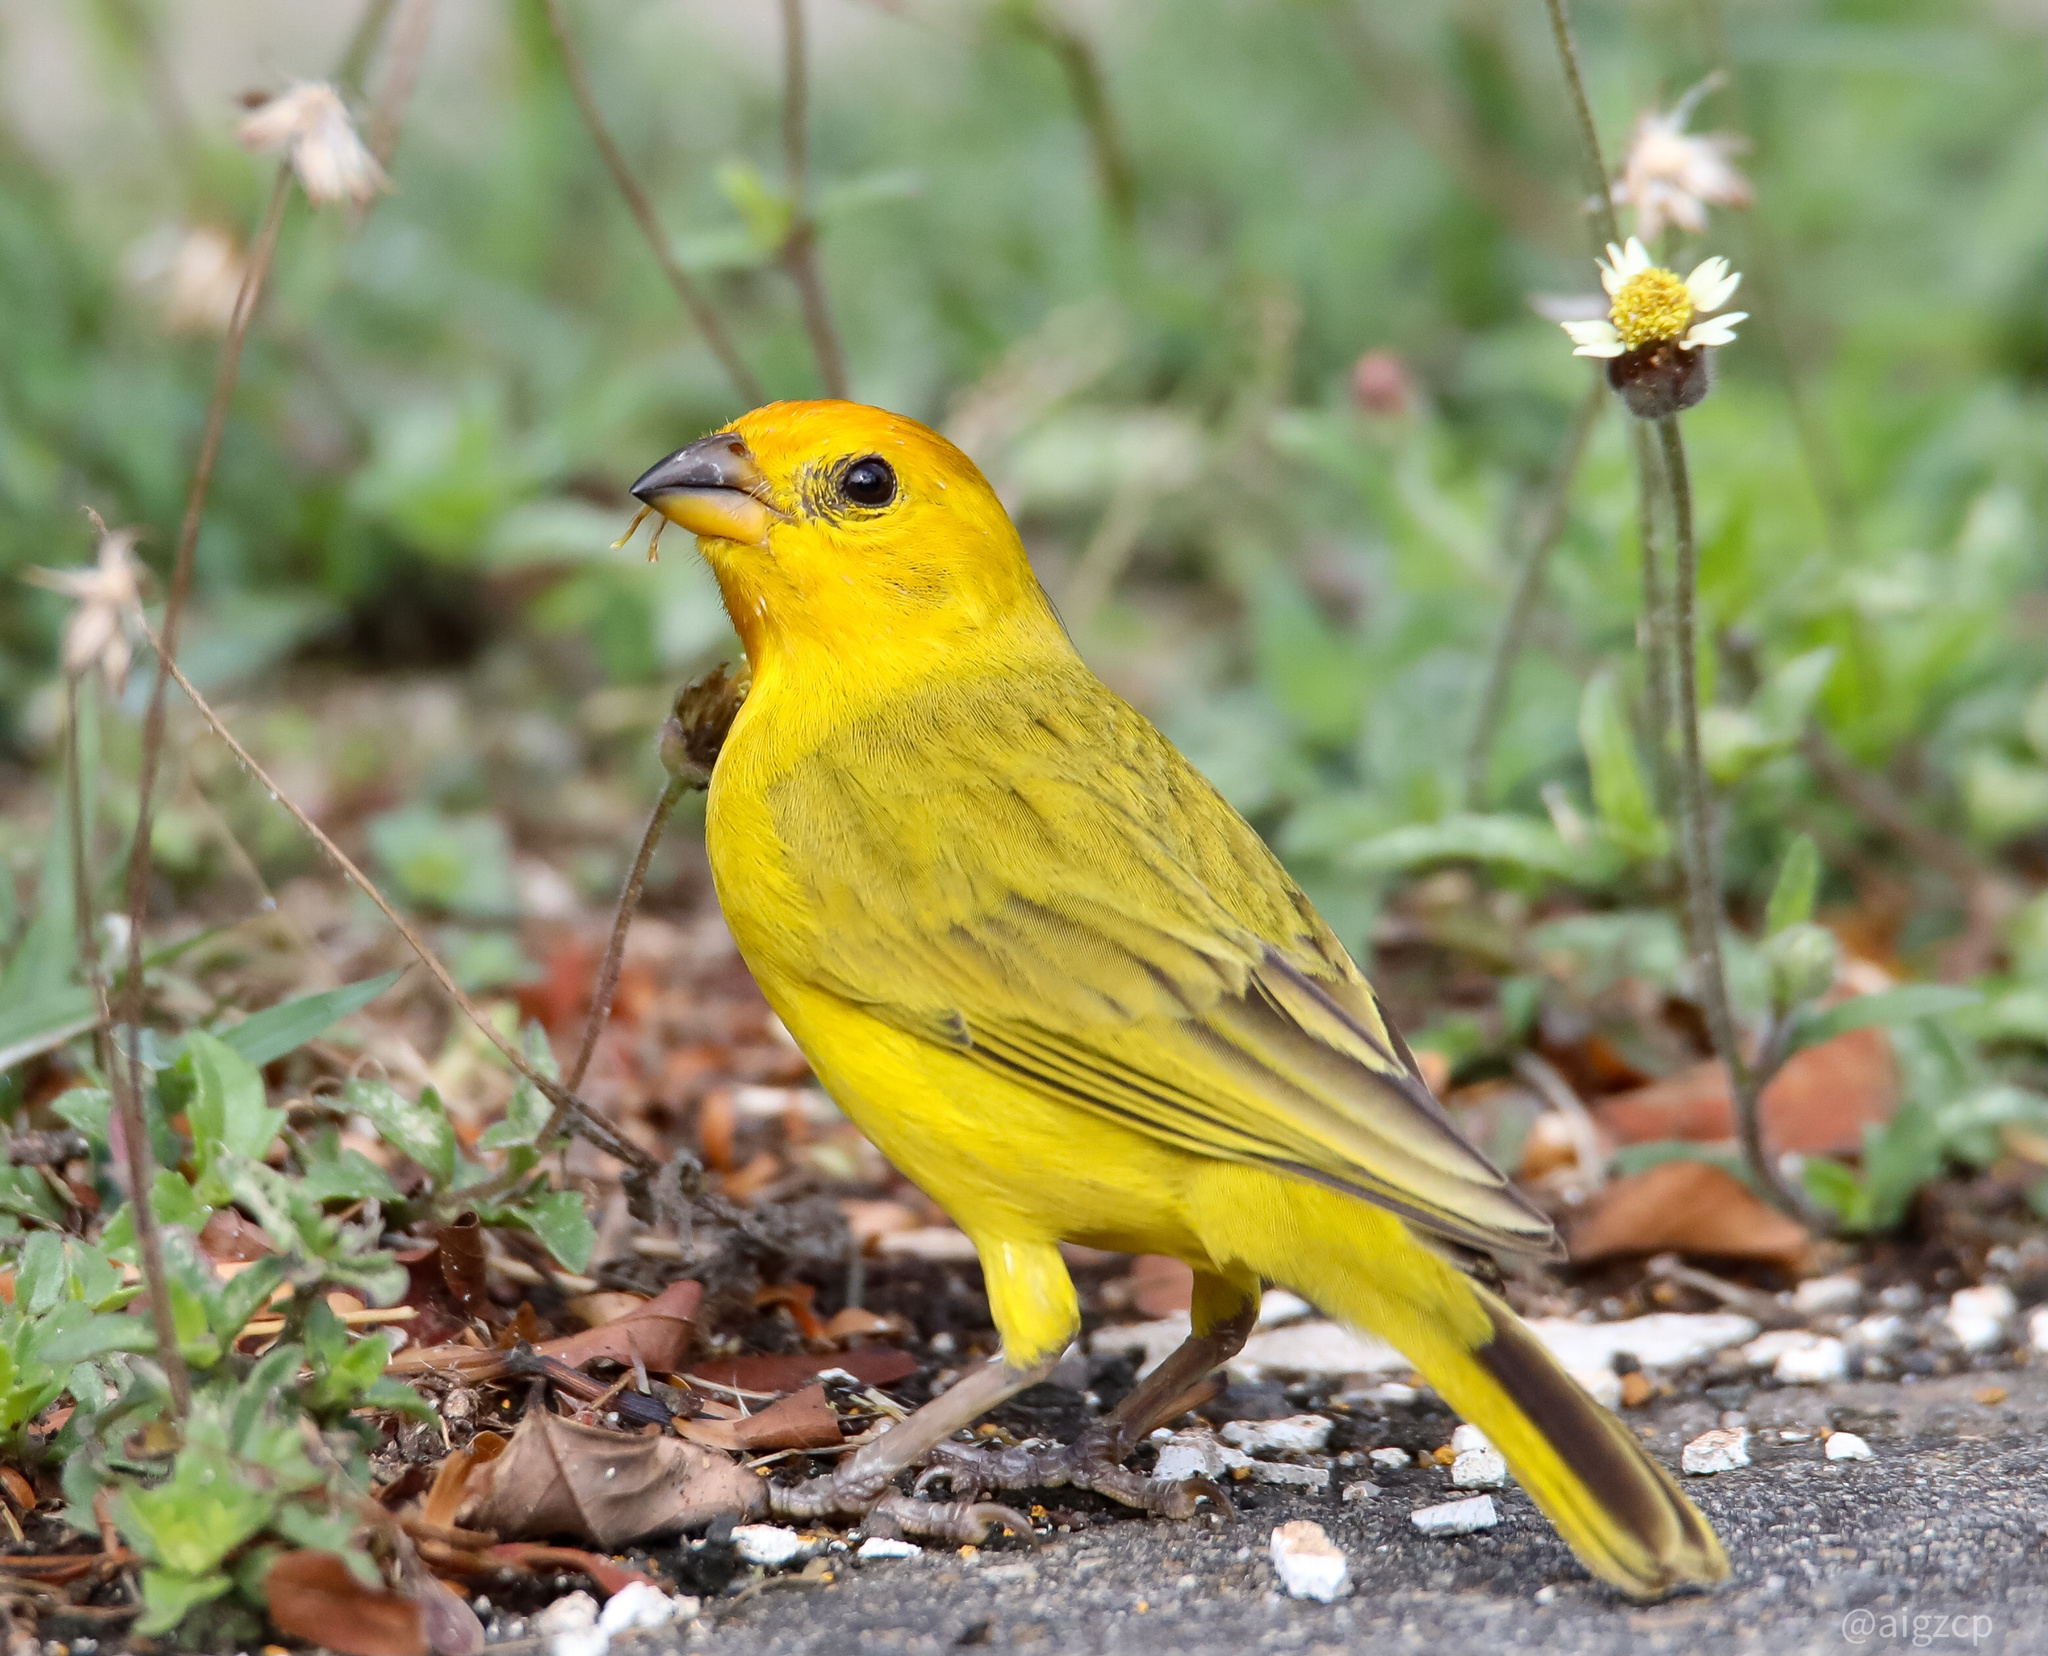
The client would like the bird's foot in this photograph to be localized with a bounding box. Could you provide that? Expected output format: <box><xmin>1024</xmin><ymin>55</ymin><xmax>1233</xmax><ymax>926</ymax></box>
<box><xmin>914</xmin><ymin>1433</ymin><xmax>1233</xmax><ymax>1521</ymax></box>
<box><xmin>764</xmin><ymin>1466</ymin><xmax>1033</xmax><ymax>1546</ymax></box>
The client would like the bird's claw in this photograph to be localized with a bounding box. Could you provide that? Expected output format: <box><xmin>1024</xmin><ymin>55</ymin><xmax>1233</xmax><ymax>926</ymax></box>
<box><xmin>763</xmin><ymin>1467</ymin><xmax>1035</xmax><ymax>1546</ymax></box>
<box><xmin>915</xmin><ymin>1438</ymin><xmax>1233</xmax><ymax>1521</ymax></box>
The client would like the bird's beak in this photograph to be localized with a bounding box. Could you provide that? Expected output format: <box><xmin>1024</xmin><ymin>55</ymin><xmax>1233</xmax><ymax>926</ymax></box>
<box><xmin>630</xmin><ymin>434</ymin><xmax>782</xmax><ymax>547</ymax></box>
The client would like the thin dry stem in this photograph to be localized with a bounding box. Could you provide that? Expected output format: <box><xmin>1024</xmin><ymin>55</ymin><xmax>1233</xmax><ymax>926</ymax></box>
<box><xmin>1539</xmin><ymin>0</ymin><xmax>1623</xmax><ymax>249</ymax></box>
<box><xmin>1658</xmin><ymin>417</ymin><xmax>1801</xmax><ymax>1217</ymax></box>
<box><xmin>779</xmin><ymin>0</ymin><xmax>851</xmax><ymax>399</ymax></box>
<box><xmin>367</xmin><ymin>0</ymin><xmax>437</xmax><ymax>166</ymax></box>
<box><xmin>1632</xmin><ymin>421</ymin><xmax>1677</xmax><ymax>815</ymax></box>
<box><xmin>136</xmin><ymin>620</ymin><xmax>658</xmax><ymax>1179</ymax></box>
<box><xmin>1016</xmin><ymin>1</ymin><xmax>1136</xmax><ymax>233</ymax></box>
<box><xmin>540</xmin><ymin>0</ymin><xmax>762</xmax><ymax>405</ymax></box>
<box><xmin>63</xmin><ymin>677</ymin><xmax>113</xmax><ymax>1080</ymax></box>
<box><xmin>1464</xmin><ymin>370</ymin><xmax>1606</xmax><ymax>806</ymax></box>
<box><xmin>567</xmin><ymin>776</ymin><xmax>691</xmax><ymax>1095</ymax></box>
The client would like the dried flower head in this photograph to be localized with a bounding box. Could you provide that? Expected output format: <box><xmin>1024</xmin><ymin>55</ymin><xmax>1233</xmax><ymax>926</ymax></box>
<box><xmin>237</xmin><ymin>81</ymin><xmax>388</xmax><ymax>206</ymax></box>
<box><xmin>123</xmin><ymin>224</ymin><xmax>248</xmax><ymax>335</ymax></box>
<box><xmin>1613</xmin><ymin>76</ymin><xmax>1753</xmax><ymax>244</ymax></box>
<box><xmin>1560</xmin><ymin>239</ymin><xmax>1748</xmax><ymax>419</ymax></box>
<box><xmin>660</xmin><ymin>661</ymin><xmax>752</xmax><ymax>788</ymax></box>
<box><xmin>27</xmin><ymin>513</ymin><xmax>147</xmax><ymax>690</ymax></box>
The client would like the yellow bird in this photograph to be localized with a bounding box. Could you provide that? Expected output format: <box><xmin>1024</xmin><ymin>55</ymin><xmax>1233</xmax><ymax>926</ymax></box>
<box><xmin>631</xmin><ymin>401</ymin><xmax>1726</xmax><ymax>1599</ymax></box>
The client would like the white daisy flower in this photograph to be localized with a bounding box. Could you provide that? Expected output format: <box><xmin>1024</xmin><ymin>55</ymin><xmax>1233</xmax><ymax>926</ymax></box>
<box><xmin>1613</xmin><ymin>77</ymin><xmax>1753</xmax><ymax>244</ymax></box>
<box><xmin>237</xmin><ymin>81</ymin><xmax>388</xmax><ymax>207</ymax></box>
<box><xmin>1560</xmin><ymin>238</ymin><xmax>1747</xmax><ymax>358</ymax></box>
<box><xmin>27</xmin><ymin>515</ymin><xmax>147</xmax><ymax>691</ymax></box>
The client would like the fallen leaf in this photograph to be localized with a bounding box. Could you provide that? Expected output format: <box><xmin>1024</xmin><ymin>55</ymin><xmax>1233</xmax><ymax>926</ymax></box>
<box><xmin>1592</xmin><ymin>1030</ymin><xmax>1897</xmax><ymax>1158</ymax></box>
<box><xmin>537</xmin><ymin>1278</ymin><xmax>700</xmax><ymax>1371</ymax></box>
<box><xmin>1129</xmin><ymin>1255</ymin><xmax>1194</xmax><ymax>1318</ymax></box>
<box><xmin>569</xmin><ymin>1292</ymin><xmax>650</xmax><ymax>1330</ymax></box>
<box><xmin>421</xmin><ymin>1431</ymin><xmax>507</xmax><ymax>1533</ymax></box>
<box><xmin>821</xmin><ymin>1306</ymin><xmax>913</xmax><ymax>1345</ymax></box>
<box><xmin>1565</xmin><ymin>1160</ymin><xmax>1809</xmax><ymax>1267</ymax></box>
<box><xmin>461</xmin><ymin>1412</ymin><xmax>762</xmax><ymax>1547</ymax></box>
<box><xmin>680</xmin><ymin>1384</ymin><xmax>843</xmax><ymax>1453</ymax></box>
<box><xmin>264</xmin><ymin>1551</ymin><xmax>427</xmax><ymax>1656</ymax></box>
<box><xmin>838</xmin><ymin>1199</ymin><xmax>917</xmax><ymax>1246</ymax></box>
<box><xmin>0</xmin><ymin>1466</ymin><xmax>36</xmax><ymax>1513</ymax></box>
<box><xmin>487</xmin><ymin>1544</ymin><xmax>659</xmax><ymax>1597</ymax></box>
<box><xmin>199</xmin><ymin>1208</ymin><xmax>274</xmax><ymax>1262</ymax></box>
<box><xmin>688</xmin><ymin>1347</ymin><xmax>918</xmax><ymax>1394</ymax></box>
<box><xmin>435</xmin><ymin>1213</ymin><xmax>490</xmax><ymax>1321</ymax></box>
<box><xmin>755</xmin><ymin>1282</ymin><xmax>828</xmax><ymax>1342</ymax></box>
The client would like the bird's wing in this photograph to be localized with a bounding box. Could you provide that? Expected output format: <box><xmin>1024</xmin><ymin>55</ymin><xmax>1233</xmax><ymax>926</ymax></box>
<box><xmin>760</xmin><ymin>667</ymin><xmax>1558</xmax><ymax>1260</ymax></box>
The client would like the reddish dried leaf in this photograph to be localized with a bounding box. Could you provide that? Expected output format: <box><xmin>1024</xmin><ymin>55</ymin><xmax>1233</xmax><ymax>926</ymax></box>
<box><xmin>265</xmin><ymin>1551</ymin><xmax>427</xmax><ymax>1656</ymax></box>
<box><xmin>754</xmin><ymin>1282</ymin><xmax>827</xmax><ymax>1342</ymax></box>
<box><xmin>198</xmin><ymin>1208</ymin><xmax>274</xmax><ymax>1262</ymax></box>
<box><xmin>698</xmin><ymin>1088</ymin><xmax>736</xmax><ymax>1173</ymax></box>
<box><xmin>689</xmin><ymin>1347</ymin><xmax>918</xmax><ymax>1394</ymax></box>
<box><xmin>537</xmin><ymin>1279</ymin><xmax>701</xmax><ymax>1371</ymax></box>
<box><xmin>680</xmin><ymin>1384</ymin><xmax>843</xmax><ymax>1453</ymax></box>
<box><xmin>516</xmin><ymin>938</ymin><xmax>601</xmax><ymax>1033</ymax></box>
<box><xmin>421</xmin><ymin>1431</ymin><xmax>507</xmax><ymax>1533</ymax></box>
<box><xmin>837</xmin><ymin>1199</ymin><xmax>918</xmax><ymax>1246</ymax></box>
<box><xmin>1592</xmin><ymin>1029</ymin><xmax>1897</xmax><ymax>1158</ymax></box>
<box><xmin>461</xmin><ymin>1412</ymin><xmax>762</xmax><ymax>1547</ymax></box>
<box><xmin>1566</xmin><ymin>1160</ymin><xmax>1809</xmax><ymax>1267</ymax></box>
<box><xmin>0</xmin><ymin>1466</ymin><xmax>35</xmax><ymax>1513</ymax></box>
<box><xmin>821</xmin><ymin>1306</ymin><xmax>914</xmax><ymax>1345</ymax></box>
<box><xmin>435</xmin><ymin>1213</ymin><xmax>490</xmax><ymax>1321</ymax></box>
<box><xmin>487</xmin><ymin>1544</ymin><xmax>659</xmax><ymax>1597</ymax></box>
<box><xmin>1128</xmin><ymin>1255</ymin><xmax>1195</xmax><ymax>1318</ymax></box>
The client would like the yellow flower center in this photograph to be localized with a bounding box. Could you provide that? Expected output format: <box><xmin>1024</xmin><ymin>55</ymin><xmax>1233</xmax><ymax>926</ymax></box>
<box><xmin>1608</xmin><ymin>267</ymin><xmax>1695</xmax><ymax>350</ymax></box>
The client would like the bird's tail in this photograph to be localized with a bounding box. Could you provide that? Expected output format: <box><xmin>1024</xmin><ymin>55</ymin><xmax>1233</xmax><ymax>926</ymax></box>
<box><xmin>1195</xmin><ymin>1169</ymin><xmax>1728</xmax><ymax>1599</ymax></box>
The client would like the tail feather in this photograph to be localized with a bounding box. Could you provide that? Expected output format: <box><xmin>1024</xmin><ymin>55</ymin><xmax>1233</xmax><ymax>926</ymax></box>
<box><xmin>1197</xmin><ymin>1170</ymin><xmax>1728</xmax><ymax>1598</ymax></box>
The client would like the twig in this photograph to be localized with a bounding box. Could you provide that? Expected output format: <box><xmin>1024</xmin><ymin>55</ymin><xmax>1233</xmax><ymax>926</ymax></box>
<box><xmin>337</xmin><ymin>0</ymin><xmax>402</xmax><ymax>99</ymax></box>
<box><xmin>1658</xmin><ymin>417</ymin><xmax>1800</xmax><ymax>1217</ymax></box>
<box><xmin>1512</xmin><ymin>1051</ymin><xmax>1606</xmax><ymax>1193</ymax></box>
<box><xmin>135</xmin><ymin>620</ymin><xmax>658</xmax><ymax>1180</ymax></box>
<box><xmin>63</xmin><ymin>677</ymin><xmax>113</xmax><ymax>1080</ymax></box>
<box><xmin>1464</xmin><ymin>371</ymin><xmax>1606</xmax><ymax>806</ymax></box>
<box><xmin>566</xmin><ymin>776</ymin><xmax>690</xmax><ymax>1093</ymax></box>
<box><xmin>1538</xmin><ymin>0</ymin><xmax>1622</xmax><ymax>250</ymax></box>
<box><xmin>778</xmin><ymin>0</ymin><xmax>851</xmax><ymax>399</ymax></box>
<box><xmin>539</xmin><ymin>0</ymin><xmax>763</xmax><ymax>405</ymax></box>
<box><xmin>1632</xmin><ymin>421</ymin><xmax>1676</xmax><ymax>815</ymax></box>
<box><xmin>1014</xmin><ymin>1</ymin><xmax>1136</xmax><ymax>233</ymax></box>
<box><xmin>1798</xmin><ymin>727</ymin><xmax>1990</xmax><ymax>895</ymax></box>
<box><xmin>110</xmin><ymin>164</ymin><xmax>292</xmax><ymax>1421</ymax></box>
<box><xmin>367</xmin><ymin>0</ymin><xmax>438</xmax><ymax>166</ymax></box>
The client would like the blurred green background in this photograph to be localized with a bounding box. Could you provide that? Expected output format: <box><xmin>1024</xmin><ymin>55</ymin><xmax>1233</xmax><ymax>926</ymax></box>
<box><xmin>0</xmin><ymin>0</ymin><xmax>2042</xmax><ymax>1023</ymax></box>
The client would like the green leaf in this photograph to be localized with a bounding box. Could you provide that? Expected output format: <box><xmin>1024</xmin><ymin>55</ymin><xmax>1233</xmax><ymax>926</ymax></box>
<box><xmin>0</xmin><ymin>989</ymin><xmax>95</xmax><ymax>1074</ymax></box>
<box><xmin>1578</xmin><ymin>672</ymin><xmax>1668</xmax><ymax>862</ymax></box>
<box><xmin>297</xmin><ymin>1144</ymin><xmax>401</xmax><ymax>1205</ymax></box>
<box><xmin>182</xmin><ymin>1032</ymin><xmax>287</xmax><ymax>1167</ymax></box>
<box><xmin>15</xmin><ymin>1231</ymin><xmax>67</xmax><ymax>1315</ymax></box>
<box><xmin>36</xmin><ymin>1313</ymin><xmax>156</xmax><ymax>1369</ymax></box>
<box><xmin>1786</xmin><ymin>985</ymin><xmax>1982</xmax><ymax>1054</ymax></box>
<box><xmin>342</xmin><ymin>1079</ymin><xmax>457</xmax><ymax>1187</ymax></box>
<box><xmin>1346</xmin><ymin>813</ymin><xmax>1613</xmax><ymax>882</ymax></box>
<box><xmin>1860</xmin><ymin>1102</ymin><xmax>1946</xmax><ymax>1231</ymax></box>
<box><xmin>366</xmin><ymin>806</ymin><xmax>519</xmax><ymax>920</ymax></box>
<box><xmin>212</xmin><ymin>1256</ymin><xmax>289</xmax><ymax>1344</ymax></box>
<box><xmin>506</xmin><ymin>1188</ymin><xmax>596</xmax><ymax>1272</ymax></box>
<box><xmin>1801</xmin><ymin>1157</ymin><xmax>1869</xmax><ymax>1229</ymax></box>
<box><xmin>121</xmin><ymin>1443</ymin><xmax>278</xmax><ymax>1579</ymax></box>
<box><xmin>1765</xmin><ymin>835</ymin><xmax>1822</xmax><ymax>936</ymax></box>
<box><xmin>134</xmin><ymin>1568</ymin><xmax>236</xmax><ymax>1637</ymax></box>
<box><xmin>211</xmin><ymin>969</ymin><xmax>405</xmax><ymax>1068</ymax></box>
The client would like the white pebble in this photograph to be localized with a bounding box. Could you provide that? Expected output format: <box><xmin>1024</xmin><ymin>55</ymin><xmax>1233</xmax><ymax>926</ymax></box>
<box><xmin>2029</xmin><ymin>1305</ymin><xmax>2048</xmax><ymax>1355</ymax></box>
<box><xmin>1410</xmin><ymin>1494</ymin><xmax>1498</xmax><ymax>1537</ymax></box>
<box><xmin>1340</xmin><ymin>1480</ymin><xmax>1382</xmax><ymax>1503</ymax></box>
<box><xmin>1250</xmin><ymin>1459</ymin><xmax>1331</xmax><ymax>1488</ymax></box>
<box><xmin>1740</xmin><ymin>1329</ymin><xmax>1817</xmax><ymax>1369</ymax></box>
<box><xmin>1792</xmin><ymin>1274</ymin><xmax>1864</xmax><ymax>1316</ymax></box>
<box><xmin>1368</xmin><ymin>1446</ymin><xmax>1412</xmax><ymax>1471</ymax></box>
<box><xmin>537</xmin><ymin>1593</ymin><xmax>605</xmax><ymax>1656</ymax></box>
<box><xmin>1569</xmin><ymin>1368</ymin><xmax>1623</xmax><ymax>1411</ymax></box>
<box><xmin>1681</xmin><ymin>1428</ymin><xmax>1750</xmax><ymax>1475</ymax></box>
<box><xmin>1255</xmin><ymin>1289</ymin><xmax>1316</xmax><ymax>1326</ymax></box>
<box><xmin>1231</xmin><ymin>1320</ymin><xmax>1408</xmax><ymax>1381</ymax></box>
<box><xmin>732</xmin><ymin>1524</ymin><xmax>814</xmax><ymax>1568</ymax></box>
<box><xmin>1947</xmin><ymin>1284</ymin><xmax>2016</xmax><ymax>1353</ymax></box>
<box><xmin>1849</xmin><ymin>1313</ymin><xmax>1906</xmax><ymax>1350</ymax></box>
<box><xmin>1451</xmin><ymin>1446</ymin><xmax>1508</xmax><ymax>1490</ymax></box>
<box><xmin>1222</xmin><ymin>1414</ymin><xmax>1334</xmax><ymax>1454</ymax></box>
<box><xmin>1270</xmin><ymin>1520</ymin><xmax>1350</xmax><ymax>1601</ymax></box>
<box><xmin>597</xmin><ymin>1583</ymin><xmax>682</xmax><ymax>1636</ymax></box>
<box><xmin>1153</xmin><ymin>1429</ymin><xmax>1250</xmax><ymax>1481</ymax></box>
<box><xmin>1774</xmin><ymin>1337</ymin><xmax>1848</xmax><ymax>1385</ymax></box>
<box><xmin>1825</xmin><ymin>1432</ymin><xmax>1875</xmax><ymax>1462</ymax></box>
<box><xmin>856</xmin><ymin>1536</ymin><xmax>922</xmax><ymax>1560</ymax></box>
<box><xmin>1528</xmin><ymin>1312</ymin><xmax>1757</xmax><ymax>1374</ymax></box>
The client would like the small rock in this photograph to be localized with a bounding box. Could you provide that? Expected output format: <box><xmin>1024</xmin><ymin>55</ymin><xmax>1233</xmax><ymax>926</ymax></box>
<box><xmin>1681</xmin><ymin>1428</ymin><xmax>1750</xmax><ymax>1475</ymax></box>
<box><xmin>1448</xmin><ymin>1425</ymin><xmax>1506</xmax><ymax>1490</ymax></box>
<box><xmin>598</xmin><ymin>1583</ymin><xmax>684</xmax><ymax>1636</ymax></box>
<box><xmin>1877</xmin><ymin>1283</ymin><xmax>1923</xmax><ymax>1312</ymax></box>
<box><xmin>538</xmin><ymin>1592</ymin><xmax>606</xmax><ymax>1656</ymax></box>
<box><xmin>1255</xmin><ymin>1289</ymin><xmax>1315</xmax><ymax>1326</ymax></box>
<box><xmin>1347</xmin><ymin>1381</ymin><xmax>1419</xmax><ymax>1406</ymax></box>
<box><xmin>1341</xmin><ymin>1480</ymin><xmax>1382</xmax><ymax>1503</ymax></box>
<box><xmin>732</xmin><ymin>1525</ymin><xmax>814</xmax><ymax>1568</ymax></box>
<box><xmin>1792</xmin><ymin>1274</ymin><xmax>1864</xmax><ymax>1316</ymax></box>
<box><xmin>1849</xmin><ymin>1313</ymin><xmax>1906</xmax><ymax>1350</ymax></box>
<box><xmin>1367</xmin><ymin>1446</ymin><xmax>1411</xmax><ymax>1471</ymax></box>
<box><xmin>1231</xmin><ymin>1320</ymin><xmax>1409</xmax><ymax>1381</ymax></box>
<box><xmin>1529</xmin><ymin>1313</ymin><xmax>1758</xmax><ymax>1375</ymax></box>
<box><xmin>1570</xmin><ymin>1368</ymin><xmax>1624</xmax><ymax>1411</ymax></box>
<box><xmin>1825</xmin><ymin>1432</ymin><xmax>1874</xmax><ymax>1462</ymax></box>
<box><xmin>1250</xmin><ymin>1459</ymin><xmax>1333</xmax><ymax>1488</ymax></box>
<box><xmin>1153</xmin><ymin>1429</ymin><xmax>1251</xmax><ymax>1481</ymax></box>
<box><xmin>1269</xmin><ymin>1520</ymin><xmax>1350</xmax><ymax>1602</ymax></box>
<box><xmin>857</xmin><ymin>1537</ymin><xmax>922</xmax><ymax>1560</ymax></box>
<box><xmin>1619</xmin><ymin>1371</ymin><xmax>1654</xmax><ymax>1408</ymax></box>
<box><xmin>1222</xmin><ymin>1414</ymin><xmax>1334</xmax><ymax>1454</ymax></box>
<box><xmin>1774</xmin><ymin>1337</ymin><xmax>1848</xmax><ymax>1385</ymax></box>
<box><xmin>2028</xmin><ymin>1306</ymin><xmax>2048</xmax><ymax>1355</ymax></box>
<box><xmin>1741</xmin><ymin>1329</ymin><xmax>1818</xmax><ymax>1369</ymax></box>
<box><xmin>1410</xmin><ymin>1494</ymin><xmax>1498</xmax><ymax>1537</ymax></box>
<box><xmin>1947</xmin><ymin>1284</ymin><xmax>2017</xmax><ymax>1353</ymax></box>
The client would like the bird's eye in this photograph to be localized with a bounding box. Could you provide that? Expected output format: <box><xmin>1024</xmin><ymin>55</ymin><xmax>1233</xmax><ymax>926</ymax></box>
<box><xmin>839</xmin><ymin>457</ymin><xmax>897</xmax><ymax>508</ymax></box>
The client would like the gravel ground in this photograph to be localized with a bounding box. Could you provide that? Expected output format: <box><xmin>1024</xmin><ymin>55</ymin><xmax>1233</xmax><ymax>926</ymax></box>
<box><xmin>626</xmin><ymin>1367</ymin><xmax>2048</xmax><ymax>1656</ymax></box>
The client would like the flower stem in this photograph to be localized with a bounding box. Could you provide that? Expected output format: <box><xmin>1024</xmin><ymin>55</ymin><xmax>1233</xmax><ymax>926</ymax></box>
<box><xmin>541</xmin><ymin>0</ymin><xmax>763</xmax><ymax>406</ymax></box>
<box><xmin>1465</xmin><ymin>370</ymin><xmax>1606</xmax><ymax>807</ymax></box>
<box><xmin>1632</xmin><ymin>421</ymin><xmax>1677</xmax><ymax>816</ymax></box>
<box><xmin>1658</xmin><ymin>416</ymin><xmax>1800</xmax><ymax>1215</ymax></box>
<box><xmin>1539</xmin><ymin>0</ymin><xmax>1622</xmax><ymax>249</ymax></box>
<box><xmin>63</xmin><ymin>677</ymin><xmax>112</xmax><ymax>1081</ymax></box>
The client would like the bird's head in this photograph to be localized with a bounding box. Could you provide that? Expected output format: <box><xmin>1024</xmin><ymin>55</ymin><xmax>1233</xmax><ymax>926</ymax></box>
<box><xmin>631</xmin><ymin>401</ymin><xmax>1060</xmax><ymax>676</ymax></box>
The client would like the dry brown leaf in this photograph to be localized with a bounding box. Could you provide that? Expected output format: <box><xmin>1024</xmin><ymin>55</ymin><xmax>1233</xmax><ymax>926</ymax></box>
<box><xmin>421</xmin><ymin>1431</ymin><xmax>507</xmax><ymax>1533</ymax></box>
<box><xmin>198</xmin><ymin>1208</ymin><xmax>274</xmax><ymax>1262</ymax></box>
<box><xmin>680</xmin><ymin>1384</ymin><xmax>844</xmax><ymax>1453</ymax></box>
<box><xmin>536</xmin><ymin>1278</ymin><xmax>701</xmax><ymax>1371</ymax></box>
<box><xmin>435</xmin><ymin>1213</ymin><xmax>490</xmax><ymax>1321</ymax></box>
<box><xmin>460</xmin><ymin>1412</ymin><xmax>762</xmax><ymax>1547</ymax></box>
<box><xmin>265</xmin><ymin>1551</ymin><xmax>427</xmax><ymax>1656</ymax></box>
<box><xmin>568</xmin><ymin>1292</ymin><xmax>650</xmax><ymax>1329</ymax></box>
<box><xmin>838</xmin><ymin>1199</ymin><xmax>918</xmax><ymax>1246</ymax></box>
<box><xmin>688</xmin><ymin>1347</ymin><xmax>918</xmax><ymax>1394</ymax></box>
<box><xmin>488</xmin><ymin>1543</ymin><xmax>660</xmax><ymax>1597</ymax></box>
<box><xmin>1566</xmin><ymin>1160</ymin><xmax>1808</xmax><ymax>1267</ymax></box>
<box><xmin>821</xmin><ymin>1306</ymin><xmax>914</xmax><ymax>1345</ymax></box>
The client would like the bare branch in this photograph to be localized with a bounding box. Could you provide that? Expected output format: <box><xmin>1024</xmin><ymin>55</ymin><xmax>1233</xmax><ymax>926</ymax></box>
<box><xmin>1014</xmin><ymin>2</ymin><xmax>1136</xmax><ymax>233</ymax></box>
<box><xmin>778</xmin><ymin>0</ymin><xmax>851</xmax><ymax>399</ymax></box>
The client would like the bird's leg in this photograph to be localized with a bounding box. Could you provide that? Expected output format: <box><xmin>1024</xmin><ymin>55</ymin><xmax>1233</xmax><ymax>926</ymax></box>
<box><xmin>917</xmin><ymin>1281</ymin><xmax>1259</xmax><ymax>1519</ymax></box>
<box><xmin>766</xmin><ymin>1349</ymin><xmax>1056</xmax><ymax>1543</ymax></box>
